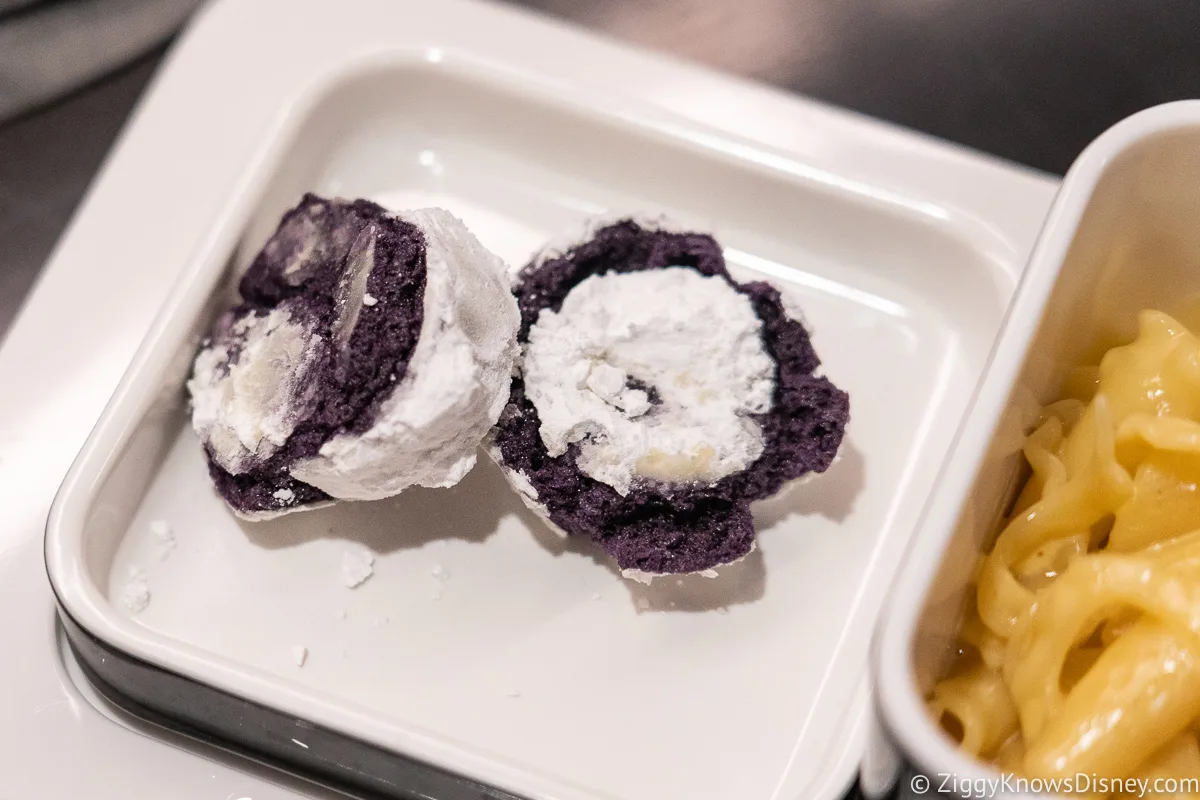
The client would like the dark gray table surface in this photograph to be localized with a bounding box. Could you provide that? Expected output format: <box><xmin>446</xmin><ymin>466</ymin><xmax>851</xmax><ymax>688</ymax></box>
<box><xmin>3</xmin><ymin>0</ymin><xmax>1200</xmax><ymax>340</ymax></box>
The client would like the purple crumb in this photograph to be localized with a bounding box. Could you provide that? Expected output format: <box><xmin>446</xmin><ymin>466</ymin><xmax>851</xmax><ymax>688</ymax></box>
<box><xmin>201</xmin><ymin>194</ymin><xmax>427</xmax><ymax>516</ymax></box>
<box><xmin>491</xmin><ymin>219</ymin><xmax>850</xmax><ymax>575</ymax></box>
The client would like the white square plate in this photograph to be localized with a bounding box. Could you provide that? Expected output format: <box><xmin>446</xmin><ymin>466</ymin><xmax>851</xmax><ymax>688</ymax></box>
<box><xmin>28</xmin><ymin>1</ymin><xmax>1057</xmax><ymax>799</ymax></box>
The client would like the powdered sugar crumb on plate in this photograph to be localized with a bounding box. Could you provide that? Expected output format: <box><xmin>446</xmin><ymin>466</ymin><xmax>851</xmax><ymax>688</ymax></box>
<box><xmin>122</xmin><ymin>566</ymin><xmax>150</xmax><ymax>614</ymax></box>
<box><xmin>341</xmin><ymin>547</ymin><xmax>375</xmax><ymax>588</ymax></box>
<box><xmin>149</xmin><ymin>519</ymin><xmax>176</xmax><ymax>560</ymax></box>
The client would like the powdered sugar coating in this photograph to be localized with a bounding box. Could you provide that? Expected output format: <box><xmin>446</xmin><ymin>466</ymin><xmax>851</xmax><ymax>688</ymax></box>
<box><xmin>291</xmin><ymin>209</ymin><xmax>520</xmax><ymax>498</ymax></box>
<box><xmin>188</xmin><ymin>195</ymin><xmax>519</xmax><ymax>518</ymax></box>
<box><xmin>524</xmin><ymin>267</ymin><xmax>774</xmax><ymax>495</ymax></box>
<box><xmin>490</xmin><ymin>219</ymin><xmax>850</xmax><ymax>577</ymax></box>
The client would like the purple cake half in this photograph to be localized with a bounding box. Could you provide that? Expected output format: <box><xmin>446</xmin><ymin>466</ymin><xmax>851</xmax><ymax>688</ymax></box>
<box><xmin>188</xmin><ymin>193</ymin><xmax>520</xmax><ymax>520</ymax></box>
<box><xmin>488</xmin><ymin>219</ymin><xmax>850</xmax><ymax>579</ymax></box>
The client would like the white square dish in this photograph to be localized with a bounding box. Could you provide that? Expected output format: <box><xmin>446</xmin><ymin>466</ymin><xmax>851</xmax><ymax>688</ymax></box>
<box><xmin>32</xmin><ymin>1</ymin><xmax>1057</xmax><ymax>799</ymax></box>
<box><xmin>872</xmin><ymin>101</ymin><xmax>1200</xmax><ymax>797</ymax></box>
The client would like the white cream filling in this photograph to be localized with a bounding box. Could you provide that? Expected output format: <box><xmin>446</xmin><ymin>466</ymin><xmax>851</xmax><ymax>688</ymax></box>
<box><xmin>289</xmin><ymin>208</ymin><xmax>520</xmax><ymax>499</ymax></box>
<box><xmin>188</xmin><ymin>306</ymin><xmax>321</xmax><ymax>475</ymax></box>
<box><xmin>523</xmin><ymin>267</ymin><xmax>774</xmax><ymax>496</ymax></box>
<box><xmin>331</xmin><ymin>224</ymin><xmax>377</xmax><ymax>353</ymax></box>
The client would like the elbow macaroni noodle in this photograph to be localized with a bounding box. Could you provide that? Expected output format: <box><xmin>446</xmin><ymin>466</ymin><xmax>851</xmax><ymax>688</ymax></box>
<box><xmin>931</xmin><ymin>311</ymin><xmax>1200</xmax><ymax>790</ymax></box>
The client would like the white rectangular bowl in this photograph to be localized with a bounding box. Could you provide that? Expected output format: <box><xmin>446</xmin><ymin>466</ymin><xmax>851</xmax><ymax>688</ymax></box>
<box><xmin>39</xmin><ymin>1</ymin><xmax>1055</xmax><ymax>799</ymax></box>
<box><xmin>873</xmin><ymin>100</ymin><xmax>1200</xmax><ymax>796</ymax></box>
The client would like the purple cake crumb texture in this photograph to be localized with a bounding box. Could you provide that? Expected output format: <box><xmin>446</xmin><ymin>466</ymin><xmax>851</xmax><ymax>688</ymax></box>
<box><xmin>491</xmin><ymin>219</ymin><xmax>850</xmax><ymax>575</ymax></box>
<box><xmin>203</xmin><ymin>193</ymin><xmax>427</xmax><ymax>517</ymax></box>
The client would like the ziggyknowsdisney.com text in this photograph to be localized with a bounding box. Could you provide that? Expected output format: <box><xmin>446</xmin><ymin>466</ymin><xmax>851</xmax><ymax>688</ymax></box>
<box><xmin>910</xmin><ymin>772</ymin><xmax>1200</xmax><ymax>797</ymax></box>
